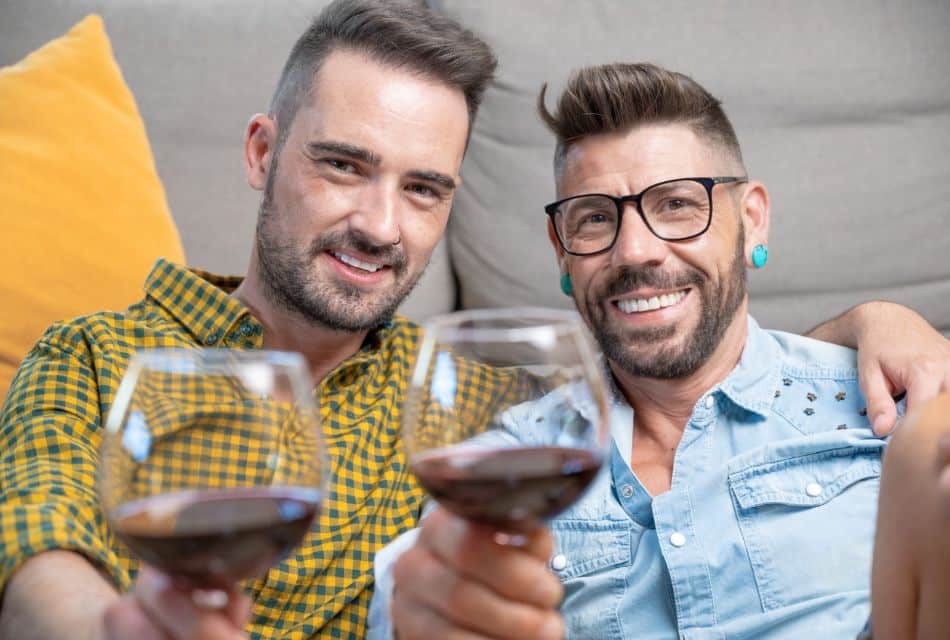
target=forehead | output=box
[288,49,470,172]
[557,124,720,197]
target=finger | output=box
[221,590,252,628]
[424,508,555,562]
[391,593,495,640]
[857,358,898,436]
[103,595,169,640]
[418,510,563,608]
[903,368,942,418]
[134,567,246,640]
[394,543,564,640]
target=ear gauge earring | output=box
[751,244,769,268]
[560,273,573,296]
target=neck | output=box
[232,263,370,385]
[611,304,750,439]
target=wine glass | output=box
[403,308,611,533]
[99,348,325,600]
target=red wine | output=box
[411,446,602,531]
[112,486,320,589]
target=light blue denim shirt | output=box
[370,316,893,639]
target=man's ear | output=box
[244,113,278,192]
[547,217,566,264]
[740,180,770,267]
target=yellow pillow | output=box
[0,15,185,400]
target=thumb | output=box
[858,356,898,436]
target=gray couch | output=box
[2,0,948,334]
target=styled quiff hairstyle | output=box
[538,62,744,176]
[270,0,497,146]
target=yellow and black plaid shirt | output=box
[0,259,512,639]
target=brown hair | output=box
[538,62,744,174]
[270,0,497,146]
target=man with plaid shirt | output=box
[0,2,945,640]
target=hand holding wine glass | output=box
[391,308,608,639]
[99,348,325,629]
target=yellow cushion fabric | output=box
[0,15,185,401]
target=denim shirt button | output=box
[704,395,715,409]
[620,484,635,499]
[805,482,823,497]
[670,532,687,547]
[550,553,568,571]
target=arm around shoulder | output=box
[806,301,950,435]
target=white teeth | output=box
[334,252,383,273]
[616,290,686,314]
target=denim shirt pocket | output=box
[549,518,630,639]
[728,440,882,611]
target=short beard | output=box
[587,233,746,380]
[254,156,421,332]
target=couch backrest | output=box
[433,0,950,334]
[3,0,948,334]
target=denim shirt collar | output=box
[715,315,783,419]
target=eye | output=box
[324,158,357,173]
[406,183,443,201]
[584,212,609,224]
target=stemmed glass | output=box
[403,308,611,533]
[99,349,325,599]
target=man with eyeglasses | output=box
[370,62,950,640]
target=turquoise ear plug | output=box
[751,244,768,268]
[560,272,573,296]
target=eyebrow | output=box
[306,141,381,166]
[307,140,457,191]
[406,170,457,191]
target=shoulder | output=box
[34,300,185,360]
[763,330,871,435]
[765,329,859,378]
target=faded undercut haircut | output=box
[538,62,744,176]
[269,0,497,148]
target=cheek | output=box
[568,261,602,298]
[402,211,450,263]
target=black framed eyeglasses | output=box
[544,176,748,256]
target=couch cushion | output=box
[0,15,185,400]
[432,0,950,335]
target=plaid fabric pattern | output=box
[0,258,508,638]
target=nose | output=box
[609,203,670,267]
[347,179,401,247]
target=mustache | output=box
[308,229,408,272]
[601,265,704,298]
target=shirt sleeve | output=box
[367,527,420,640]
[0,329,129,595]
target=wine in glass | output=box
[403,308,611,533]
[99,348,325,596]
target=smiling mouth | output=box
[614,289,688,314]
[331,251,386,274]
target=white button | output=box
[620,484,635,498]
[704,395,715,409]
[670,532,687,547]
[550,554,568,571]
[805,483,823,497]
